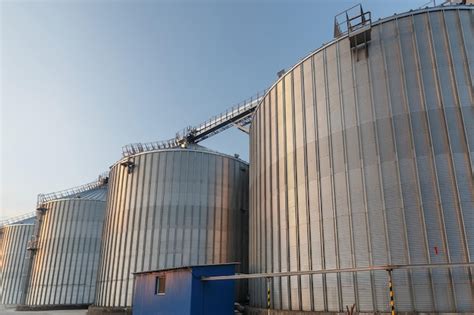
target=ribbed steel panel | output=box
[63,186,108,201]
[0,224,34,305]
[249,6,473,313]
[94,145,249,308]
[25,190,107,307]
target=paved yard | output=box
[0,308,87,315]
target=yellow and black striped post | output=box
[387,269,395,315]
[266,277,271,310]
[266,277,272,314]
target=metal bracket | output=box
[120,159,136,174]
[26,238,38,251]
[232,122,250,134]
[36,206,47,213]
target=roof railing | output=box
[37,173,109,206]
[0,211,36,227]
[122,138,182,157]
[334,4,372,39]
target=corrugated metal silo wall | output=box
[94,148,249,308]
[25,199,106,306]
[249,6,473,313]
[0,224,34,305]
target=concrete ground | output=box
[0,307,87,315]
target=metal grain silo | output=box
[0,220,34,305]
[23,177,108,308]
[92,144,249,313]
[249,4,473,313]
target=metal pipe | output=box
[201,262,474,281]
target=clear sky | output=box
[1,0,418,219]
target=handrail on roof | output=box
[37,172,109,206]
[334,4,372,38]
[0,211,36,228]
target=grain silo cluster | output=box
[1,2,472,314]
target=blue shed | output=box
[132,263,237,315]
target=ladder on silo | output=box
[19,205,46,304]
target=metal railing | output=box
[122,89,266,157]
[37,173,109,206]
[334,4,372,38]
[122,138,182,157]
[0,211,36,227]
[186,90,266,141]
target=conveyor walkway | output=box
[122,90,266,157]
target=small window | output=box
[155,275,166,295]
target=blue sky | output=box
[1,0,418,219]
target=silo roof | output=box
[37,176,108,204]
[11,216,36,225]
[114,143,248,168]
[0,212,36,227]
[61,185,108,201]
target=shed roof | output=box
[133,262,240,275]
